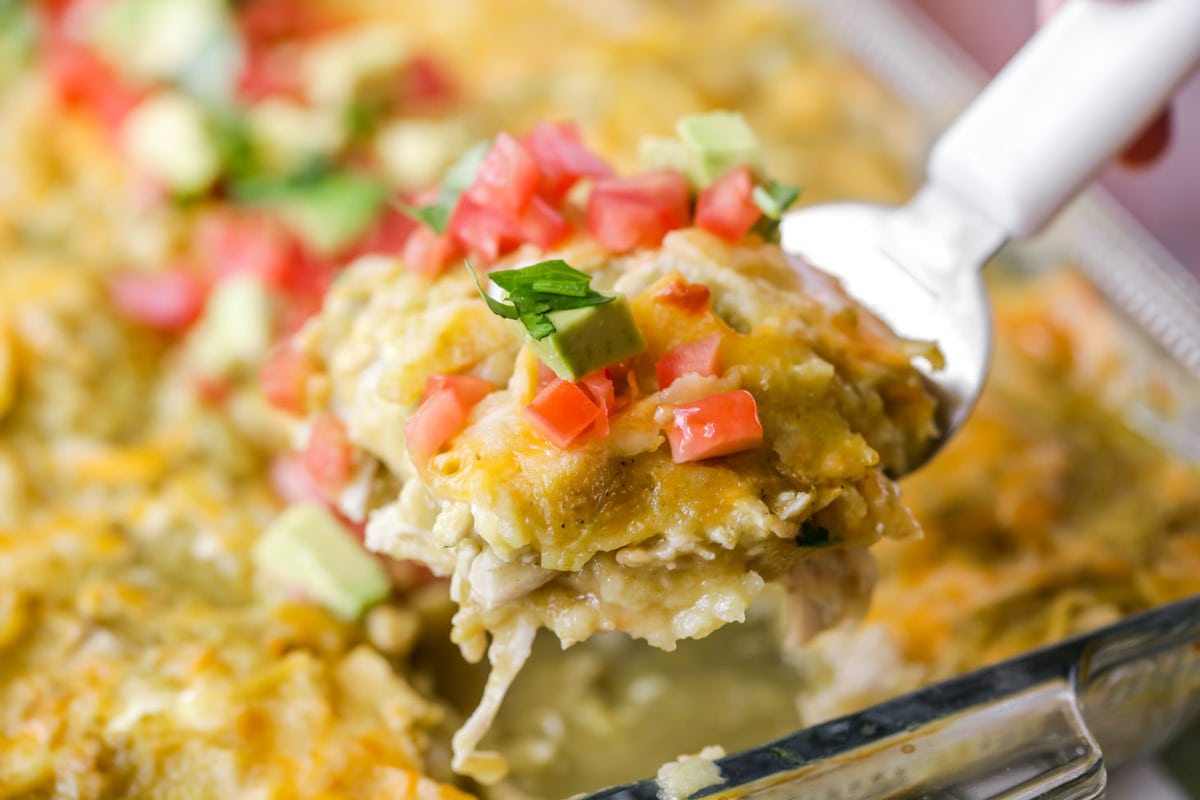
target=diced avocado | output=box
[243,171,386,255]
[523,296,646,381]
[174,22,245,105]
[248,100,348,174]
[376,118,471,190]
[191,274,275,376]
[0,1,37,87]
[637,135,692,177]
[90,0,241,102]
[301,25,411,109]
[254,502,390,621]
[120,91,222,195]
[675,111,765,186]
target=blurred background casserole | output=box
[0,0,1195,797]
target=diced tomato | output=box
[656,334,722,390]
[404,388,469,465]
[193,375,232,406]
[237,44,306,103]
[35,0,79,24]
[524,379,602,449]
[233,0,325,101]
[196,210,300,287]
[448,198,520,263]
[586,170,691,253]
[578,370,616,440]
[578,370,616,416]
[236,0,326,43]
[694,167,762,243]
[667,390,763,463]
[43,33,143,133]
[400,53,458,113]
[109,269,207,332]
[465,133,539,217]
[424,374,494,407]
[521,121,612,202]
[277,248,338,334]
[536,360,557,390]
[269,454,327,505]
[517,195,571,250]
[259,343,310,415]
[403,375,492,466]
[400,224,457,277]
[588,407,610,439]
[304,412,354,491]
[353,206,418,258]
[653,276,712,315]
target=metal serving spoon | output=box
[781,0,1200,469]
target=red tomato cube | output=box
[517,195,571,250]
[577,370,616,440]
[578,370,616,416]
[536,360,557,390]
[404,387,469,465]
[259,343,310,415]
[401,224,458,278]
[656,334,722,390]
[465,132,539,217]
[236,0,322,42]
[424,374,495,408]
[667,389,763,463]
[694,166,762,243]
[269,454,327,505]
[400,53,459,112]
[237,43,305,102]
[521,121,613,202]
[196,210,300,287]
[586,170,691,253]
[304,412,354,490]
[448,198,521,263]
[44,33,143,133]
[109,269,207,332]
[524,379,603,449]
[354,206,419,259]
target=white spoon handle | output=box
[928,0,1200,240]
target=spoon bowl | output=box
[781,188,1001,469]
[780,0,1200,472]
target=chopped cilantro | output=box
[753,180,801,220]
[796,520,837,548]
[396,140,489,234]
[233,163,385,254]
[752,180,801,240]
[467,259,614,340]
[752,180,801,219]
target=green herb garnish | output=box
[467,259,614,341]
[796,520,837,548]
[753,179,801,220]
[396,140,489,234]
[751,179,801,240]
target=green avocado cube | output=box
[524,296,646,381]
[253,502,390,621]
[637,135,692,176]
[191,274,275,376]
[676,111,765,186]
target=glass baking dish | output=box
[583,1,1200,797]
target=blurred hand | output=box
[1037,0,1172,167]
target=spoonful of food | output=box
[781,0,1200,467]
